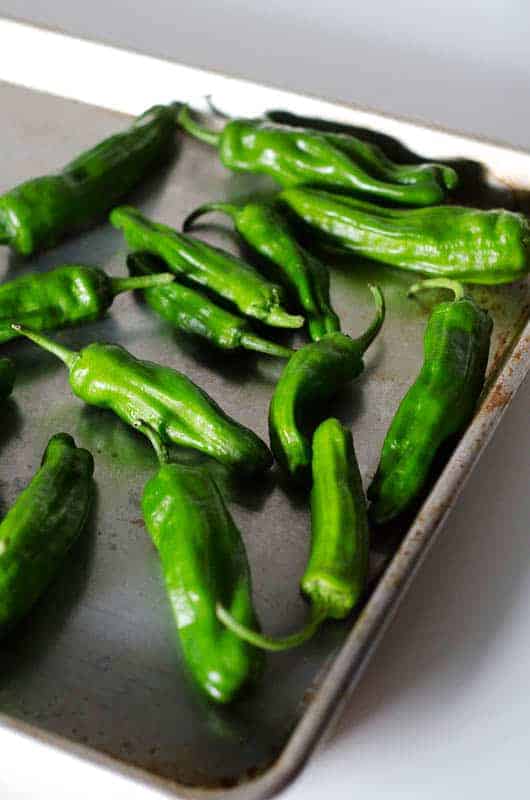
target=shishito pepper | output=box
[0,433,94,635]
[0,104,179,256]
[0,264,174,342]
[183,199,340,341]
[269,285,385,482]
[279,188,530,285]
[178,106,457,206]
[111,206,303,329]
[217,418,369,651]
[0,357,15,400]
[127,252,292,358]
[13,326,272,475]
[141,429,262,703]
[368,278,493,524]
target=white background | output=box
[0,2,529,798]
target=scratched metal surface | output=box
[0,80,528,799]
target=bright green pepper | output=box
[0,433,94,635]
[111,206,303,329]
[279,188,530,285]
[368,279,493,524]
[0,357,15,400]
[127,252,292,358]
[0,264,174,342]
[0,104,179,256]
[217,417,369,651]
[13,326,272,475]
[178,106,457,206]
[269,285,385,482]
[183,199,340,341]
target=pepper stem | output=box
[407,277,465,302]
[216,603,326,652]
[110,272,175,296]
[178,106,222,147]
[240,333,292,359]
[355,284,386,354]
[265,306,305,329]
[12,325,79,369]
[135,422,170,464]
[183,202,240,232]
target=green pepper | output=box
[127,252,292,358]
[111,206,303,329]
[217,417,369,651]
[269,285,385,482]
[141,431,262,703]
[368,278,492,524]
[183,199,340,341]
[0,433,94,635]
[279,188,530,285]
[0,357,15,401]
[0,264,174,343]
[178,106,457,206]
[0,104,179,256]
[13,326,272,475]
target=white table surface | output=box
[0,2,529,798]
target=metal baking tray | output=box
[0,21,529,800]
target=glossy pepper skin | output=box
[14,327,272,475]
[279,188,530,285]
[0,357,15,400]
[178,106,457,206]
[183,199,340,341]
[127,252,292,358]
[0,264,174,343]
[217,418,369,651]
[368,279,493,524]
[111,206,303,329]
[142,456,263,703]
[0,433,94,635]
[0,104,179,256]
[269,285,385,482]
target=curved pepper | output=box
[368,278,492,523]
[0,357,15,400]
[0,104,179,256]
[217,418,369,651]
[141,439,262,703]
[0,264,174,343]
[127,252,292,358]
[183,199,340,341]
[111,206,303,329]
[13,326,272,475]
[279,188,530,285]
[0,433,94,635]
[269,285,385,482]
[178,106,457,206]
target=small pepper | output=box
[0,357,15,400]
[178,106,457,206]
[127,252,292,358]
[368,278,493,524]
[0,433,94,635]
[0,104,179,256]
[0,264,174,343]
[269,285,385,482]
[279,188,530,285]
[13,326,272,475]
[183,199,340,341]
[111,206,303,329]
[141,431,263,703]
[217,417,369,651]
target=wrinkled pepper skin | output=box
[111,206,303,329]
[368,279,493,524]
[0,433,94,635]
[269,286,385,482]
[183,199,340,341]
[127,252,292,358]
[142,461,262,703]
[178,106,456,206]
[0,264,174,343]
[279,188,530,285]
[14,327,272,475]
[0,104,179,256]
[0,357,15,400]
